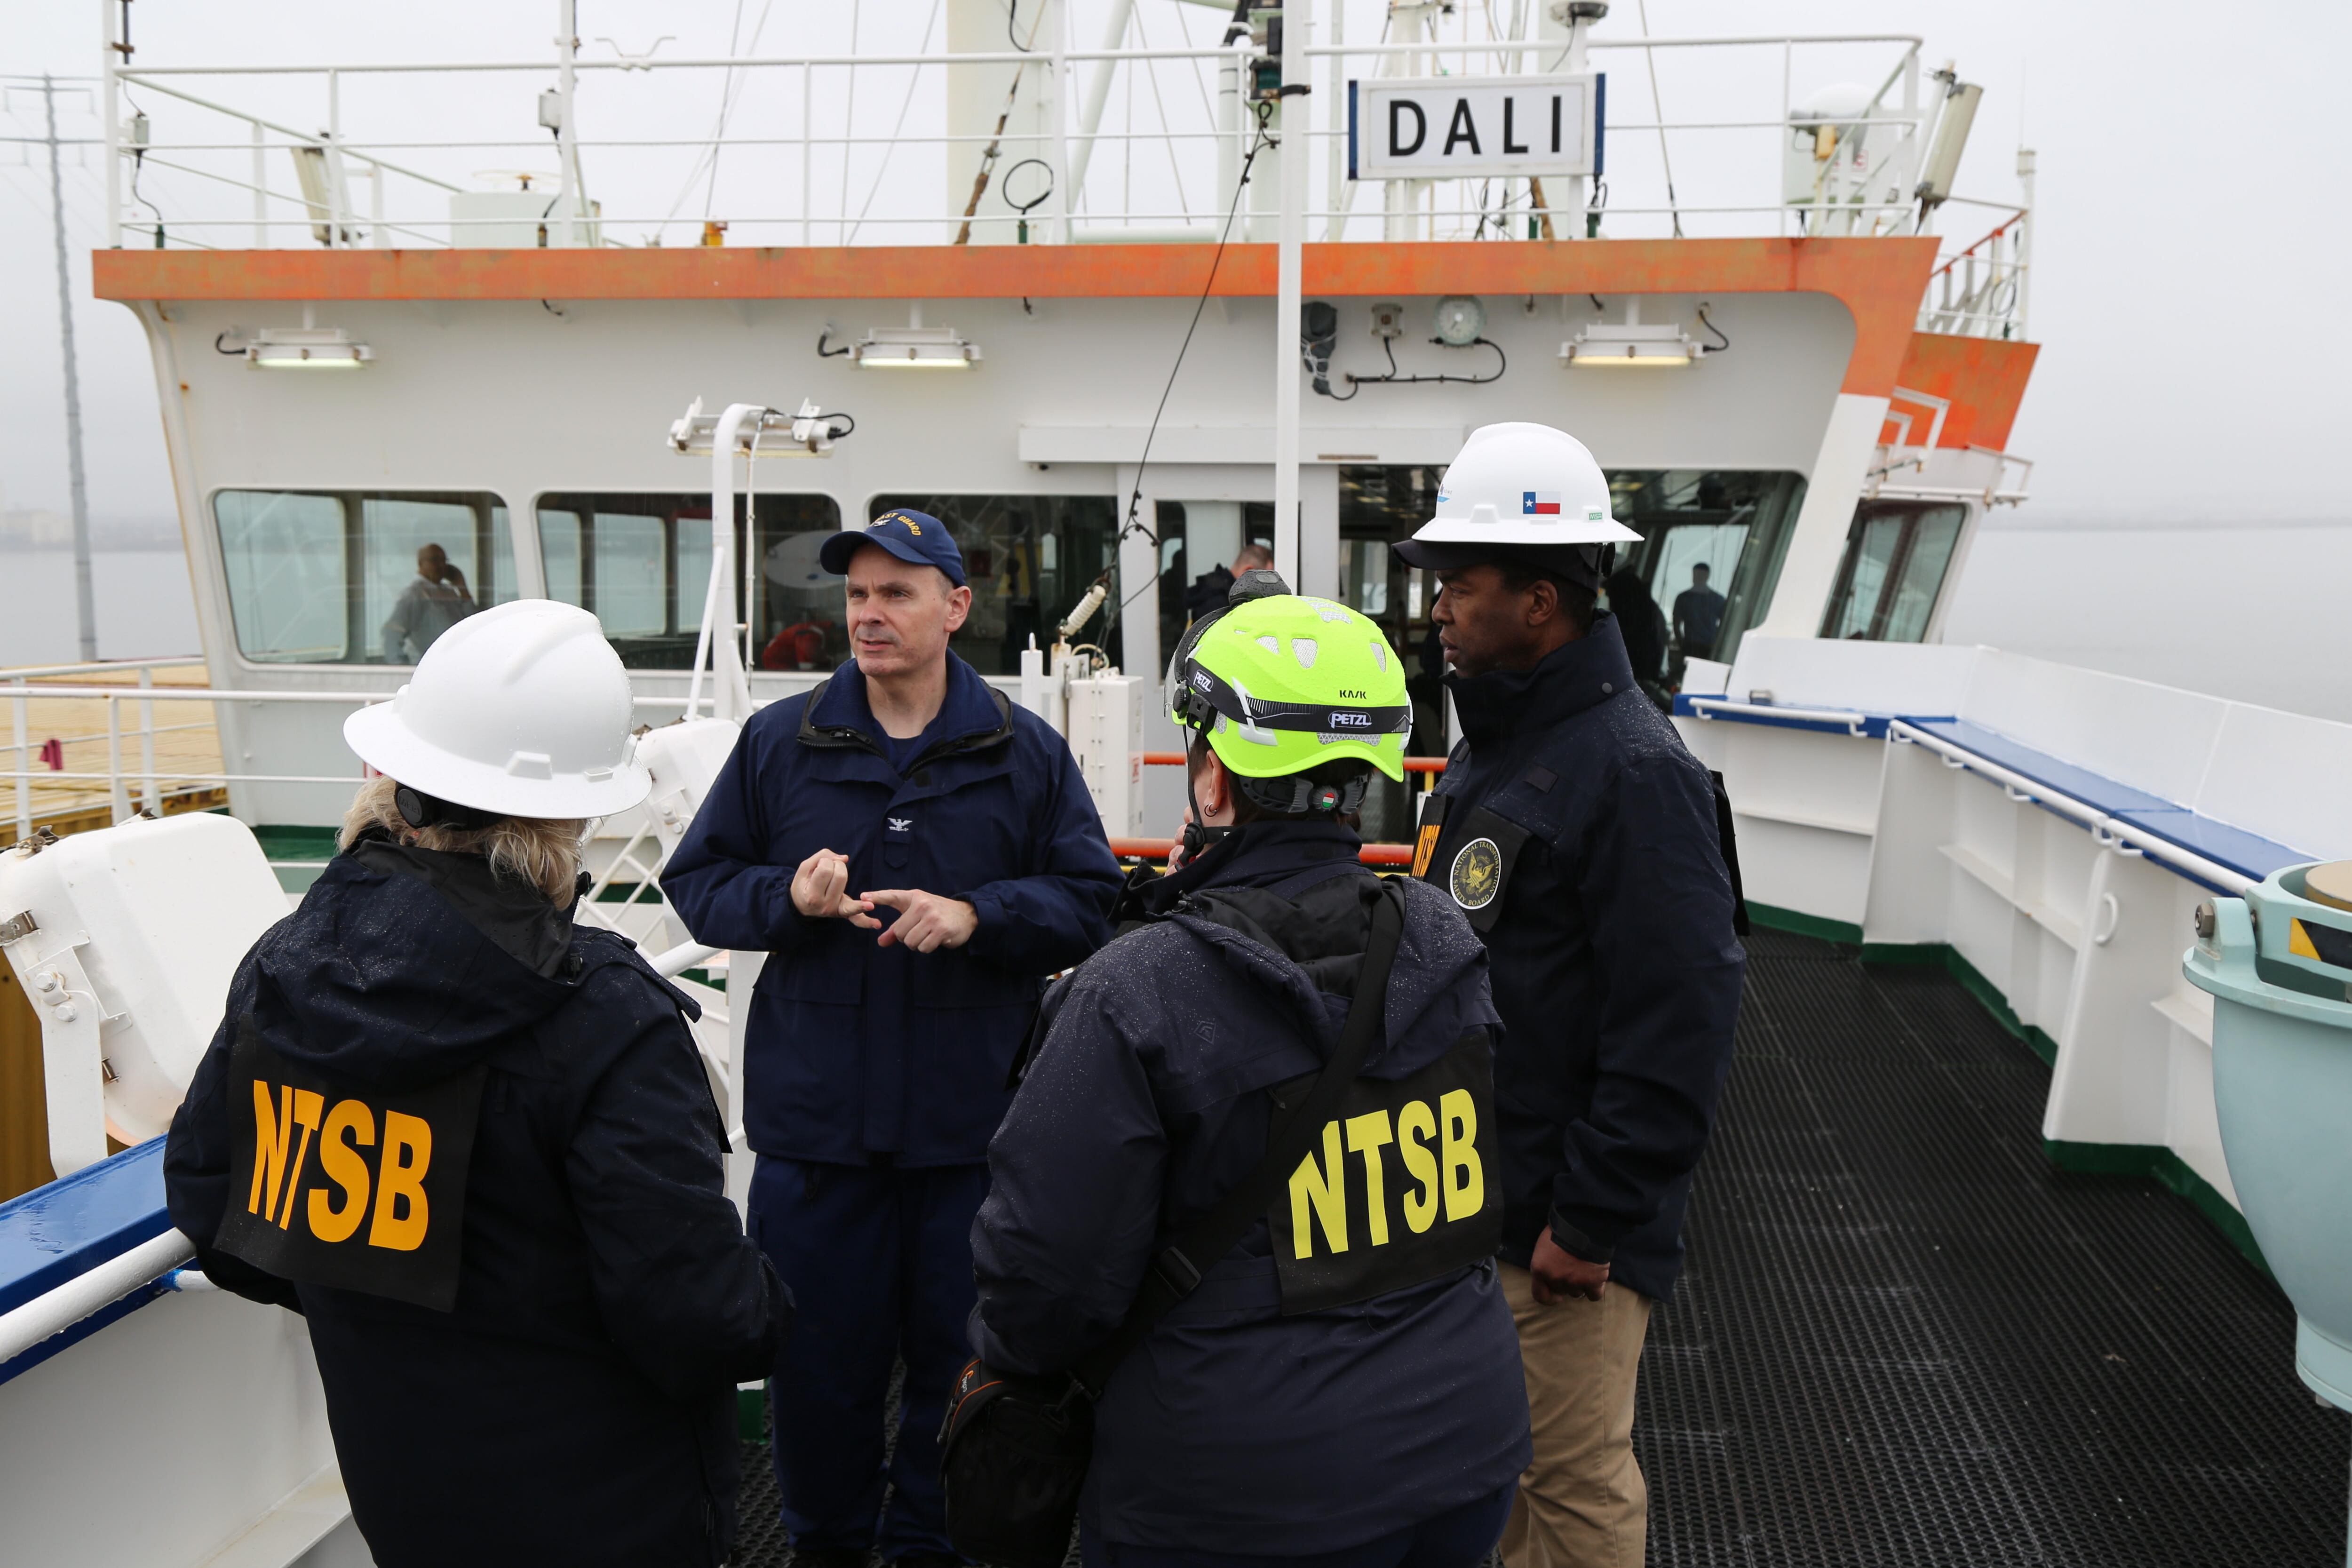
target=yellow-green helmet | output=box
[1169,585,1411,815]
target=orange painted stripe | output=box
[1141,751,1448,774]
[1111,836,1417,867]
[1888,332,2040,451]
[94,236,1938,396]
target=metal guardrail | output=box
[1686,696,1871,736]
[75,21,2005,268]
[0,669,787,843]
[1886,721,2257,895]
[0,1228,196,1374]
[1682,699,2261,894]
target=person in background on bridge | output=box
[1395,424,1745,1568]
[662,509,1122,1568]
[1671,562,1726,664]
[381,541,476,663]
[1185,540,1276,622]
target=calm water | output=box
[0,550,202,667]
[7,527,2351,722]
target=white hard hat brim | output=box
[344,700,653,820]
[1409,516,1643,547]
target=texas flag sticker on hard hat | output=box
[1523,491,1562,515]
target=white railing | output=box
[1886,721,2255,896]
[3,661,740,959]
[77,8,2016,288]
[0,1229,197,1372]
[1917,195,2033,340]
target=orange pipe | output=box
[1140,751,1448,774]
[1109,837,1416,868]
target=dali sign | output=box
[1348,73,1605,181]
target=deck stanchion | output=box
[10,681,27,843]
[137,668,157,814]
[106,694,128,824]
[250,119,266,246]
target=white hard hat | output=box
[1403,422,1642,552]
[343,599,652,820]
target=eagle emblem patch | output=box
[1449,837,1504,910]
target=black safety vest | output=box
[215,1018,486,1312]
[1230,859,1507,1315]
[1265,1025,1504,1314]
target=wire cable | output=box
[1334,334,1508,391]
[846,0,942,243]
[1697,303,1731,353]
[1108,108,1277,627]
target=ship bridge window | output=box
[866,494,1122,675]
[212,489,519,665]
[1819,501,1966,644]
[535,492,842,671]
[1606,470,1808,677]
[1153,500,1277,669]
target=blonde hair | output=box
[340,776,588,908]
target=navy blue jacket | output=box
[164,841,788,1568]
[971,824,1532,1554]
[661,653,1121,1165]
[1432,615,1745,1300]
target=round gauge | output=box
[1432,294,1487,347]
[763,530,837,599]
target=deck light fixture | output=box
[246,328,372,369]
[1561,298,1701,368]
[245,309,372,369]
[853,302,981,369]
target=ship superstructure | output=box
[5,5,2348,1565]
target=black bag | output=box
[939,880,1408,1568]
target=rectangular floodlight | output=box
[247,327,371,369]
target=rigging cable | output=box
[1106,107,1279,629]
[845,0,943,243]
[955,0,1050,243]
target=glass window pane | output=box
[867,494,1120,675]
[1822,513,1908,640]
[1819,503,1968,644]
[536,493,838,671]
[214,489,515,666]
[366,497,492,663]
[752,494,848,672]
[1339,538,1391,616]
[1880,505,1965,643]
[540,510,583,607]
[215,490,349,663]
[595,513,668,638]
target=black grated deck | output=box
[731,925,2350,1566]
[1639,925,2348,1567]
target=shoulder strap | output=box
[1071,878,1407,1397]
[1709,769,1751,937]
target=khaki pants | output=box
[1496,1262,1656,1568]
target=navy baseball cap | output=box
[818,509,967,588]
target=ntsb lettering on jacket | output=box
[1267,1030,1505,1314]
[216,1018,486,1311]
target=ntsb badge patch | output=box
[1449,837,1504,910]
